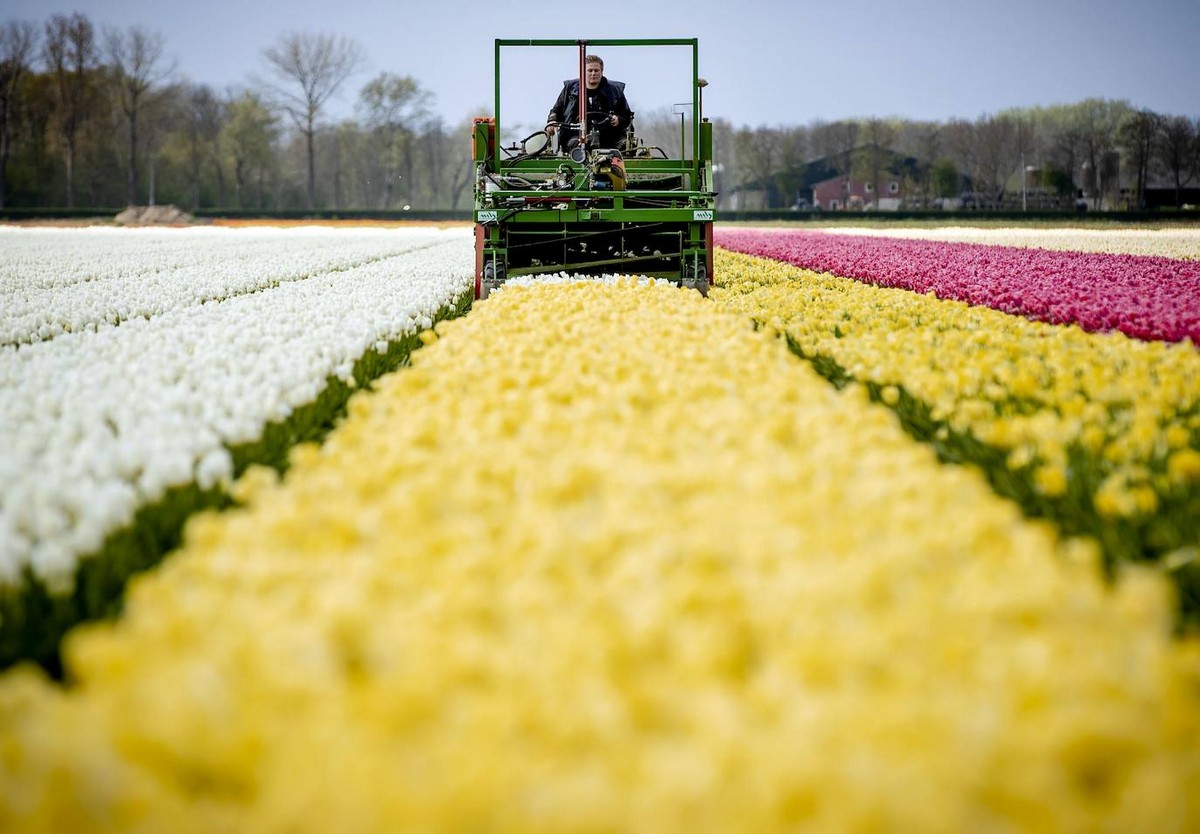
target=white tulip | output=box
[195,448,233,491]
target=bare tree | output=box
[1119,109,1159,209]
[44,13,97,208]
[106,25,174,205]
[811,119,859,178]
[774,125,809,207]
[627,105,682,158]
[1044,106,1086,200]
[358,72,430,209]
[974,114,1018,205]
[709,116,738,203]
[941,118,977,198]
[1158,115,1199,208]
[262,31,364,210]
[734,125,782,208]
[0,20,37,208]
[425,116,473,210]
[1012,113,1038,209]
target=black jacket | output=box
[547,77,634,148]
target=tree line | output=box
[720,102,1200,211]
[0,14,472,212]
[2,13,1198,213]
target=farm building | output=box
[811,175,905,211]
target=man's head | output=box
[584,55,603,90]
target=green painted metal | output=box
[474,38,715,292]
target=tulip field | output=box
[2,223,1200,831]
[0,226,473,667]
[715,228,1200,594]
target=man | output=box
[545,54,634,150]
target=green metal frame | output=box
[474,38,715,283]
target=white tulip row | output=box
[0,226,457,346]
[808,225,1200,259]
[0,226,474,594]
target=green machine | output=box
[472,38,716,299]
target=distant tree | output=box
[734,125,780,208]
[140,82,183,206]
[12,71,57,205]
[1076,98,1130,208]
[0,20,37,208]
[1012,113,1038,208]
[931,159,959,198]
[895,121,940,205]
[1157,115,1199,208]
[1043,106,1085,198]
[771,125,808,207]
[626,105,678,157]
[358,72,430,209]
[426,116,475,210]
[709,116,738,203]
[811,119,859,177]
[178,83,224,208]
[974,114,1018,204]
[1040,166,1074,198]
[262,31,364,210]
[221,91,278,208]
[105,24,174,205]
[323,119,366,209]
[1118,109,1159,209]
[940,118,977,195]
[859,118,896,208]
[79,95,126,205]
[44,12,97,207]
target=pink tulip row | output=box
[715,228,1200,344]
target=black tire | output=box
[480,257,506,300]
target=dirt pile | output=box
[114,205,194,225]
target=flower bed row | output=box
[716,227,1200,343]
[0,226,454,347]
[808,225,1200,260]
[1,278,1197,831]
[710,247,1200,619]
[0,227,474,670]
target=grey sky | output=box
[6,0,1199,130]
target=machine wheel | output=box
[480,257,506,300]
[682,259,708,297]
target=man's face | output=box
[585,63,602,90]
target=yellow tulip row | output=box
[711,250,1200,562]
[2,279,1198,832]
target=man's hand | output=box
[609,115,618,127]
[545,122,558,136]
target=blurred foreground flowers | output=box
[2,280,1197,833]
